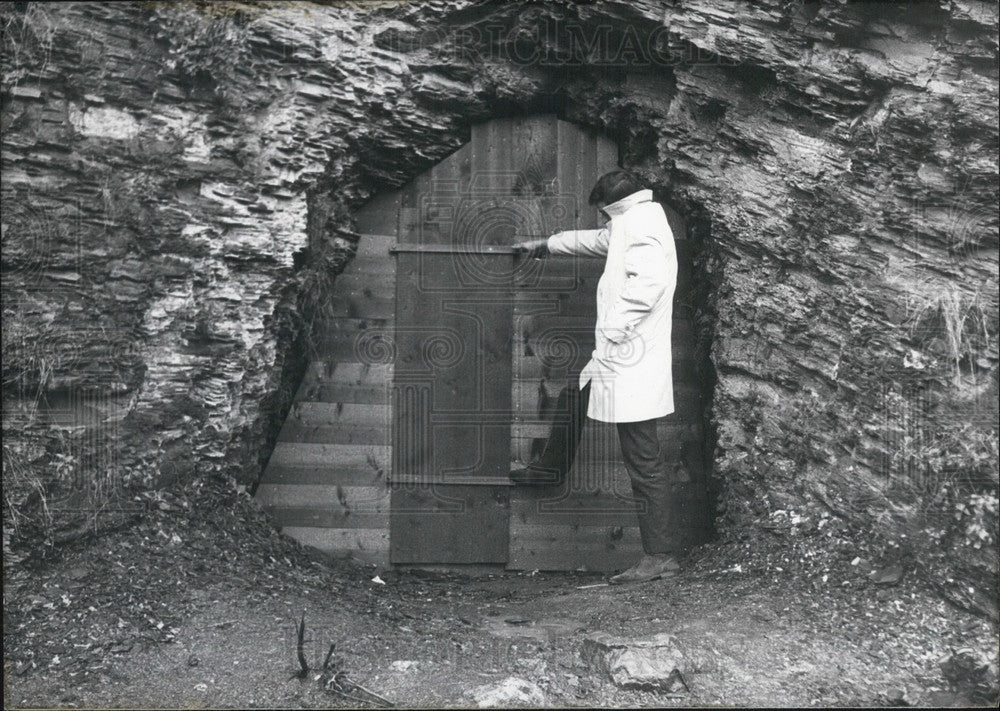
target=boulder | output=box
[582,632,688,692]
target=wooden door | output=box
[389,247,515,563]
[388,116,612,564]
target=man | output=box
[513,169,679,584]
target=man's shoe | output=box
[509,465,564,487]
[608,554,680,584]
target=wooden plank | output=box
[285,402,391,426]
[515,259,605,297]
[256,484,389,511]
[496,117,516,187]
[508,381,704,422]
[267,442,391,470]
[265,505,388,529]
[511,347,705,377]
[507,451,706,482]
[282,526,389,566]
[596,130,619,174]
[430,138,467,192]
[507,522,643,572]
[454,140,473,189]
[510,497,640,526]
[341,254,397,275]
[355,191,401,235]
[277,421,391,445]
[511,288,694,316]
[259,464,387,487]
[319,333,397,365]
[328,291,394,320]
[354,233,397,258]
[296,382,392,405]
[393,253,513,485]
[398,168,433,245]
[315,316,392,341]
[301,360,393,386]
[511,355,703,386]
[333,273,395,298]
[517,318,696,354]
[520,116,561,238]
[556,117,582,227]
[390,485,509,563]
[295,373,391,404]
[470,119,490,195]
[512,417,703,443]
[522,256,605,278]
[579,125,600,228]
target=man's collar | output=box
[602,189,653,218]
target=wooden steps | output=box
[281,527,391,566]
[257,232,397,566]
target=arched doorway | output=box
[256,114,710,570]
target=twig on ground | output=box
[348,680,394,707]
[320,640,394,707]
[293,612,308,680]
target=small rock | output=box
[851,557,874,576]
[65,566,90,581]
[514,656,546,674]
[467,676,546,707]
[390,660,418,672]
[750,607,777,622]
[869,564,904,585]
[885,686,913,706]
[582,632,688,692]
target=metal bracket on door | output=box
[388,244,522,255]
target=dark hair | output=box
[588,169,645,207]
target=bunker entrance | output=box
[256,115,713,571]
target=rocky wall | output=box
[2,0,997,600]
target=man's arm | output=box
[601,232,675,343]
[546,227,610,258]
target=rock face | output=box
[1,1,997,591]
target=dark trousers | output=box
[534,382,676,554]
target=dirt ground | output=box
[4,484,998,709]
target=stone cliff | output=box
[2,0,996,610]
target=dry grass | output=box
[0,2,59,90]
[904,279,997,388]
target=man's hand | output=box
[513,238,549,259]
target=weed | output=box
[0,2,58,90]
[294,247,352,362]
[904,280,997,387]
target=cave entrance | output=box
[256,114,711,570]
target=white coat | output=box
[546,189,677,423]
